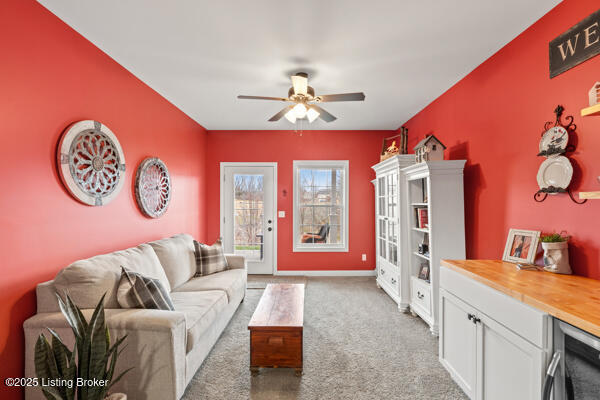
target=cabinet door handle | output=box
[417,291,424,299]
[391,278,396,284]
[381,269,385,275]
[467,313,480,324]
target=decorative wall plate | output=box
[538,126,568,157]
[57,120,126,206]
[135,157,171,218]
[536,155,573,193]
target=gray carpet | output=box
[247,275,308,289]
[183,277,467,400]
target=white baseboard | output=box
[274,269,376,277]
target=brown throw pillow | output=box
[117,266,175,310]
[193,238,228,276]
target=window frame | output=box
[293,160,349,252]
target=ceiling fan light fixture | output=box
[284,110,297,123]
[292,103,308,119]
[307,107,320,123]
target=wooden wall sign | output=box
[550,8,600,78]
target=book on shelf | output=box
[415,207,428,229]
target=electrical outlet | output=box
[278,211,285,218]
[362,254,367,261]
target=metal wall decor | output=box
[135,157,171,218]
[534,105,586,204]
[57,120,126,206]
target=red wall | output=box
[402,0,600,278]
[0,1,207,397]
[206,130,392,271]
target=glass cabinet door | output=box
[377,171,399,267]
[387,172,399,265]
[378,219,387,259]
[377,176,386,218]
[387,173,398,219]
[387,220,398,265]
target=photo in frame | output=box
[502,229,541,265]
[418,263,430,281]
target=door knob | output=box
[268,220,272,224]
[267,227,272,232]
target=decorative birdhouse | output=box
[589,82,600,106]
[413,135,446,164]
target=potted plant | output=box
[35,293,130,400]
[540,232,571,274]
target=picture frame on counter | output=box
[502,228,541,265]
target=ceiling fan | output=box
[237,72,365,124]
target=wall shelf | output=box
[413,251,431,261]
[581,103,600,117]
[579,191,600,199]
[412,227,429,233]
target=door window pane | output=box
[233,174,264,261]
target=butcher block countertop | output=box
[441,259,600,337]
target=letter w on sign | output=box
[550,8,600,78]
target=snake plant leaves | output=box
[35,292,130,400]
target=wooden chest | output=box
[248,283,304,376]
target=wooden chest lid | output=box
[248,283,305,330]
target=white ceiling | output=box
[38,0,560,130]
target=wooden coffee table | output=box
[248,283,304,376]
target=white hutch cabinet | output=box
[372,155,414,311]
[372,158,466,335]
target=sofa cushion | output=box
[193,238,228,276]
[117,267,175,310]
[54,244,170,309]
[170,290,228,353]
[148,234,197,290]
[173,269,246,302]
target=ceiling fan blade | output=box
[316,92,365,102]
[291,73,308,95]
[238,95,288,101]
[310,105,337,122]
[268,105,294,122]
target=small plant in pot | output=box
[35,293,130,400]
[540,232,571,274]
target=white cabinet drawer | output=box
[411,276,431,318]
[440,267,549,348]
[379,265,399,288]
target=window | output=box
[293,160,349,252]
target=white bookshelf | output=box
[403,160,466,336]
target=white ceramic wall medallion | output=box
[57,120,126,206]
[135,157,171,218]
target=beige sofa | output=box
[23,234,246,400]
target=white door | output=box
[476,313,544,400]
[439,289,478,399]
[221,163,276,275]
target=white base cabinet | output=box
[440,267,551,400]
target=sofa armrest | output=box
[24,309,187,400]
[225,254,247,270]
